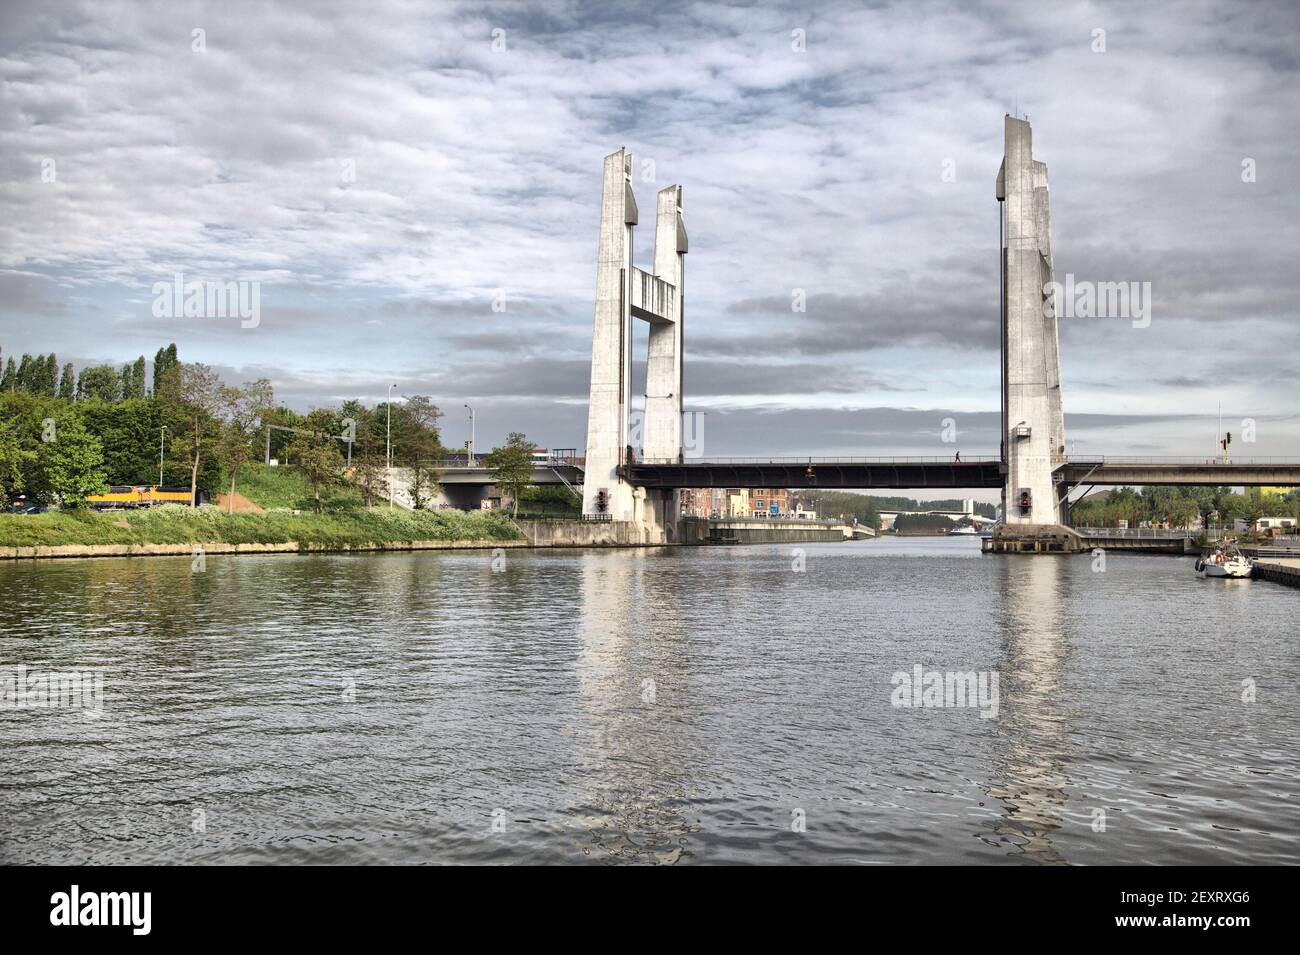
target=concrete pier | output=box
[582,150,638,523]
[997,115,1065,530]
[580,149,687,542]
[1253,558,1300,588]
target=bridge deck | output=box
[622,456,1300,490]
[622,457,1003,489]
[430,457,1300,491]
[1059,458,1300,486]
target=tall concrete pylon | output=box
[581,149,687,531]
[996,115,1066,526]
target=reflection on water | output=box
[987,557,1071,864]
[1,538,1298,865]
[572,551,697,863]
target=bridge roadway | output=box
[621,456,1300,490]
[431,456,1300,492]
[1057,457,1300,487]
[621,456,1003,489]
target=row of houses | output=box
[679,487,820,520]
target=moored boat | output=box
[1195,540,1253,579]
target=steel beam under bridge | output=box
[621,456,1003,489]
[1059,458,1300,486]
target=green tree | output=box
[342,403,387,507]
[1240,490,1267,542]
[76,364,121,402]
[286,410,343,514]
[152,344,180,401]
[895,512,956,533]
[485,431,534,518]
[393,395,443,509]
[178,362,223,507]
[57,363,75,400]
[0,420,32,502]
[130,356,147,399]
[31,411,108,507]
[15,354,33,391]
[40,354,58,395]
[216,379,274,513]
[1,357,14,391]
[1170,494,1200,529]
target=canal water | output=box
[2,538,1296,865]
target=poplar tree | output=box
[58,363,75,400]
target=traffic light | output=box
[595,489,608,513]
[1018,488,1032,514]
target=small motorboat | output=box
[1196,540,1253,579]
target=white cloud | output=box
[0,0,1296,455]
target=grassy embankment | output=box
[0,463,523,550]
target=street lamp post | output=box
[158,426,167,487]
[386,383,397,508]
[464,404,475,466]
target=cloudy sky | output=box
[2,0,1297,493]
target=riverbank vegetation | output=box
[0,342,540,550]
[0,504,521,549]
[0,341,451,513]
[892,513,957,533]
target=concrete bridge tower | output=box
[996,115,1066,528]
[581,149,687,539]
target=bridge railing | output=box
[1065,455,1300,465]
[635,454,1001,465]
[681,515,842,526]
[1072,527,1199,539]
[435,458,585,470]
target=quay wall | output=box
[513,520,662,547]
[1253,560,1300,589]
[0,539,530,561]
[680,518,848,545]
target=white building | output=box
[1234,516,1297,532]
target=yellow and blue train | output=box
[86,486,210,509]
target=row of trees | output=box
[1069,485,1300,530]
[0,342,543,516]
[0,345,176,404]
[0,360,267,509]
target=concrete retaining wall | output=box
[514,520,659,547]
[680,518,847,545]
[1076,537,1196,554]
[983,524,1085,554]
[0,539,528,561]
[1253,560,1300,588]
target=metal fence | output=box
[681,515,842,526]
[1073,527,1199,539]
